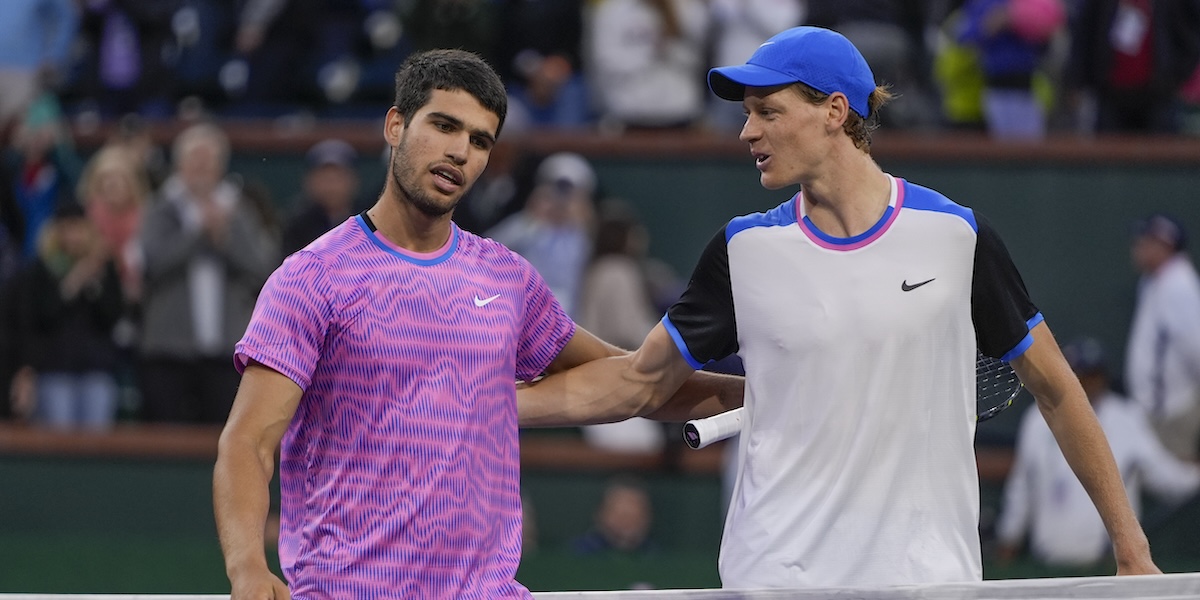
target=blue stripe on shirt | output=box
[1001,312,1045,362]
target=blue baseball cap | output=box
[1060,337,1107,375]
[307,138,357,169]
[708,26,876,118]
[1133,213,1187,252]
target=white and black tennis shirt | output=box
[664,175,1042,588]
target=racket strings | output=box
[976,353,1023,422]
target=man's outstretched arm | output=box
[519,323,742,427]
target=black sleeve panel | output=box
[971,213,1040,359]
[666,225,739,364]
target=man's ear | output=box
[826,92,851,131]
[384,106,405,146]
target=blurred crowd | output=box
[0,114,274,427]
[0,89,692,431]
[0,0,1198,138]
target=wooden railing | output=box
[0,422,1013,480]
[73,119,1200,166]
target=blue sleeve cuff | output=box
[1000,312,1045,362]
[661,315,706,370]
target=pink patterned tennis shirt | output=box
[235,214,575,599]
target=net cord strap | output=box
[5,574,1200,600]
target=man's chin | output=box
[760,177,789,191]
[412,196,459,218]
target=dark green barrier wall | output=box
[4,453,1199,593]
[0,457,229,593]
[0,454,723,593]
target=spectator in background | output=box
[0,139,22,419]
[572,476,659,555]
[216,1,416,116]
[77,143,151,420]
[9,203,124,430]
[956,0,1066,139]
[303,0,415,113]
[167,0,223,105]
[221,0,321,115]
[996,337,1200,568]
[586,0,711,131]
[307,0,389,108]
[0,283,17,421]
[1067,0,1200,133]
[487,152,596,316]
[706,0,807,131]
[138,123,279,423]
[0,0,78,131]
[332,1,415,110]
[77,145,150,304]
[2,95,83,261]
[577,203,660,351]
[155,1,389,116]
[522,492,540,555]
[577,203,668,454]
[0,156,23,284]
[74,0,181,118]
[494,0,591,131]
[1125,213,1200,461]
[932,6,991,131]
[281,139,361,258]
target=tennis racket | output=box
[683,351,1024,449]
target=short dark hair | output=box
[393,49,508,137]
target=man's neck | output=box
[801,154,890,238]
[366,194,453,253]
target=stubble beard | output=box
[390,135,459,218]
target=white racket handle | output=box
[683,407,745,449]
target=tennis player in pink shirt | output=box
[213,49,739,600]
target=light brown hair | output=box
[791,83,894,151]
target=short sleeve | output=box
[664,226,738,368]
[234,252,334,390]
[514,260,576,381]
[971,213,1041,360]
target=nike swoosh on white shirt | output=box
[474,293,501,307]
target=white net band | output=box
[4,574,1200,600]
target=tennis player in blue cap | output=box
[519,26,1160,587]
